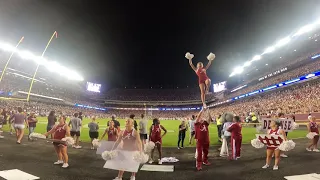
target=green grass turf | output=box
[1,117,308,147]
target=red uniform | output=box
[150,124,162,144]
[107,127,117,141]
[53,123,67,146]
[228,123,242,160]
[194,121,209,166]
[267,128,281,150]
[121,129,137,151]
[196,68,209,85]
[309,122,319,134]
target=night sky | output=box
[0,0,319,91]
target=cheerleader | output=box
[101,120,118,141]
[44,115,71,168]
[112,118,142,180]
[194,109,211,171]
[187,53,215,108]
[262,120,287,170]
[306,116,319,152]
[227,116,242,160]
[149,118,167,165]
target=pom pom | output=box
[207,52,215,61]
[92,139,101,148]
[133,151,149,164]
[185,52,194,60]
[291,122,299,130]
[256,125,263,133]
[251,138,265,149]
[101,150,118,161]
[144,141,155,153]
[29,132,46,140]
[61,137,75,146]
[306,132,318,139]
[278,140,295,152]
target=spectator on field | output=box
[216,114,222,142]
[130,114,138,131]
[108,114,121,131]
[177,120,187,149]
[68,113,82,149]
[47,111,57,139]
[9,107,27,144]
[88,117,99,150]
[139,113,148,149]
[27,112,38,141]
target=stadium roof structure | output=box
[229,17,320,77]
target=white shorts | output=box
[0,125,2,128]
[14,124,25,130]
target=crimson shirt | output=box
[194,121,209,143]
[228,123,242,138]
[53,124,66,140]
[122,129,137,151]
[107,127,117,141]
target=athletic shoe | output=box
[177,147,181,149]
[280,154,288,158]
[181,147,184,149]
[148,159,154,164]
[75,145,82,149]
[313,149,320,152]
[113,177,122,180]
[203,161,211,166]
[273,166,278,170]
[236,156,241,160]
[262,164,269,169]
[54,160,63,165]
[306,148,312,152]
[0,135,4,139]
[62,163,69,168]
[158,159,162,165]
[196,165,202,171]
[130,176,135,180]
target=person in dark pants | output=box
[107,115,121,131]
[178,120,187,149]
[130,114,138,131]
[216,114,222,142]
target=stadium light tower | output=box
[27,31,57,102]
[0,37,24,83]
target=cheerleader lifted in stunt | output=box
[186,52,215,108]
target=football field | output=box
[2,117,307,147]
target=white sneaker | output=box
[62,163,69,168]
[148,159,154,164]
[0,135,4,139]
[262,164,269,169]
[273,165,279,170]
[306,148,312,152]
[130,176,135,180]
[113,177,122,180]
[158,159,162,165]
[280,154,288,158]
[313,149,320,152]
[54,160,63,165]
[75,145,82,149]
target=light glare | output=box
[252,55,261,61]
[275,37,291,47]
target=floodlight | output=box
[252,55,261,61]
[263,46,275,54]
[18,50,36,60]
[275,37,291,47]
[0,43,17,52]
[293,24,314,36]
[234,66,244,74]
[244,61,252,67]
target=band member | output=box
[306,116,319,152]
[262,120,287,170]
[149,118,167,165]
[187,53,215,108]
[112,119,142,180]
[195,109,211,171]
[44,115,71,168]
[101,120,118,141]
[227,116,242,160]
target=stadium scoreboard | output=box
[213,81,227,93]
[86,82,101,93]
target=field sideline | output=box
[1,117,308,147]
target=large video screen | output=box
[213,81,227,93]
[86,82,101,93]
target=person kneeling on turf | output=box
[195,109,211,171]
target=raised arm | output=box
[189,58,197,71]
[205,59,213,70]
[196,109,204,123]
